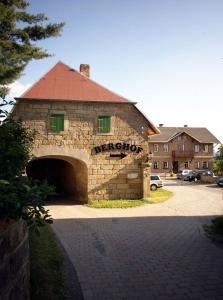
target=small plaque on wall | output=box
[127,173,138,179]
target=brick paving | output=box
[49,182,223,300]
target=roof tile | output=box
[18,61,130,103]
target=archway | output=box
[26,156,88,203]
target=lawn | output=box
[87,188,173,208]
[148,188,173,204]
[29,225,67,300]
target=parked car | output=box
[150,175,163,191]
[216,177,223,187]
[177,169,192,180]
[187,169,214,182]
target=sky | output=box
[9,0,223,144]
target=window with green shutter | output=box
[50,114,64,132]
[98,116,111,133]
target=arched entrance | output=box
[26,156,88,203]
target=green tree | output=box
[0,0,64,116]
[0,118,54,228]
[213,144,223,175]
[0,117,34,180]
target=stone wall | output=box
[13,101,151,201]
[0,219,30,300]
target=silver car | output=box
[150,175,163,191]
[177,169,192,180]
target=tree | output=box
[213,144,223,175]
[0,117,34,180]
[0,0,64,116]
[0,118,54,228]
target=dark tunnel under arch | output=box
[26,156,88,203]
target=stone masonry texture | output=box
[13,101,150,202]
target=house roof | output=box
[17,61,131,103]
[15,61,160,135]
[149,127,221,144]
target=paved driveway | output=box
[49,182,223,300]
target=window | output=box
[163,161,168,169]
[50,114,64,132]
[203,161,208,169]
[195,161,200,169]
[178,144,184,151]
[184,161,189,169]
[154,144,159,152]
[153,161,159,169]
[177,135,182,141]
[194,145,199,152]
[203,145,208,152]
[98,116,111,133]
[163,144,169,152]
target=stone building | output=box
[13,62,159,203]
[148,125,220,175]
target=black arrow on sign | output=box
[110,153,127,159]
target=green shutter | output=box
[50,115,64,132]
[98,116,110,133]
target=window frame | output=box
[98,115,111,134]
[178,143,185,152]
[195,161,200,169]
[203,161,209,169]
[163,143,169,153]
[153,161,159,169]
[154,144,159,152]
[163,161,169,169]
[203,144,209,153]
[50,114,64,133]
[194,145,200,153]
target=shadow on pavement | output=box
[52,215,223,300]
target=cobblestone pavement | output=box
[49,182,223,300]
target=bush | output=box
[0,177,55,229]
[0,118,55,230]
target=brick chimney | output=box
[80,64,90,77]
[184,124,188,127]
[159,124,164,127]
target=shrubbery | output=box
[0,118,54,229]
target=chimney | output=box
[159,124,164,127]
[80,64,90,77]
[184,124,188,127]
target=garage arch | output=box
[27,155,88,204]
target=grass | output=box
[29,225,67,300]
[86,188,173,208]
[86,199,149,208]
[148,188,174,204]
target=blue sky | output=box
[10,0,223,143]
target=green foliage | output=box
[0,0,64,116]
[0,117,34,180]
[0,177,55,227]
[87,199,149,209]
[29,225,67,300]
[0,118,55,228]
[213,144,223,175]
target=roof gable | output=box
[17,61,130,103]
[149,127,221,144]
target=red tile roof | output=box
[18,61,130,103]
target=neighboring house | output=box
[12,61,159,202]
[148,125,221,174]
